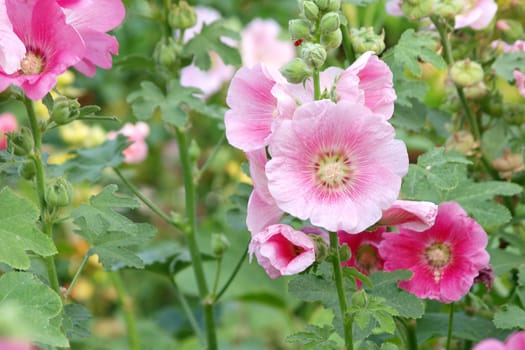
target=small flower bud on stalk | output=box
[401,0,434,21]
[444,131,476,155]
[18,160,36,180]
[280,58,313,83]
[7,127,34,156]
[492,149,525,180]
[168,0,197,30]
[303,1,319,21]
[315,0,341,11]
[463,81,487,99]
[301,43,327,69]
[153,38,182,67]
[321,28,343,50]
[350,27,386,55]
[351,290,368,307]
[289,19,313,41]
[51,97,81,125]
[450,59,484,87]
[46,177,74,208]
[309,234,329,262]
[314,0,330,10]
[211,233,231,257]
[434,0,462,19]
[319,12,340,34]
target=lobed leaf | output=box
[492,51,525,82]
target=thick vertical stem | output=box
[174,127,217,350]
[109,272,141,350]
[340,24,356,64]
[446,302,455,350]
[313,69,321,100]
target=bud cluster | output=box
[349,27,386,56]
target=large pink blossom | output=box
[108,122,150,164]
[0,0,85,100]
[377,200,438,231]
[266,100,408,233]
[58,0,125,77]
[0,112,17,150]
[339,227,386,276]
[379,201,490,303]
[0,0,25,74]
[246,149,284,236]
[249,224,316,279]
[473,332,525,350]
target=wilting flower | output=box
[338,227,386,276]
[108,122,150,164]
[377,200,438,231]
[473,331,525,350]
[249,224,316,279]
[0,112,18,150]
[380,201,490,303]
[266,100,408,233]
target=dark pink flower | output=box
[338,227,386,276]
[0,112,17,150]
[249,224,316,279]
[379,202,490,303]
[473,332,525,350]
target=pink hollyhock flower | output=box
[246,149,284,235]
[379,201,490,303]
[266,100,408,233]
[0,112,18,150]
[0,340,36,350]
[473,332,525,350]
[249,224,316,279]
[339,227,386,276]
[455,0,497,30]
[491,40,525,53]
[58,0,126,77]
[0,0,25,74]
[108,122,150,164]
[240,18,295,69]
[377,200,438,231]
[514,70,525,98]
[0,0,85,100]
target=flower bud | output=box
[444,131,476,155]
[18,160,36,180]
[319,12,340,34]
[401,0,434,21]
[450,59,484,87]
[309,234,329,262]
[350,27,385,55]
[351,290,368,308]
[280,58,313,84]
[301,43,327,69]
[326,0,341,11]
[46,177,74,208]
[303,1,319,21]
[189,139,201,163]
[339,243,351,261]
[289,19,313,41]
[153,37,182,67]
[211,233,231,257]
[51,97,81,125]
[7,127,34,156]
[463,81,487,99]
[503,103,525,125]
[314,0,329,10]
[321,28,343,50]
[168,0,197,30]
[434,0,462,19]
[492,149,524,180]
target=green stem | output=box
[446,302,455,350]
[65,254,90,299]
[329,231,353,350]
[173,278,206,346]
[313,69,321,100]
[404,319,418,350]
[340,24,356,64]
[196,131,226,182]
[174,127,217,350]
[113,168,184,231]
[215,245,248,302]
[211,256,222,297]
[109,271,141,350]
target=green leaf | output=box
[391,99,428,131]
[392,77,428,107]
[63,304,91,341]
[460,201,512,228]
[494,305,525,329]
[448,181,522,203]
[51,137,129,183]
[71,185,157,270]
[488,248,525,275]
[383,29,446,77]
[183,20,241,70]
[492,51,525,82]
[114,54,155,72]
[0,272,68,347]
[286,324,339,350]
[0,187,57,269]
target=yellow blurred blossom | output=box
[69,276,94,301]
[48,152,75,165]
[33,100,50,121]
[59,120,107,148]
[226,160,252,184]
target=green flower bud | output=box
[350,27,385,56]
[309,234,329,262]
[351,290,368,308]
[314,0,329,10]
[434,0,463,18]
[280,58,313,84]
[289,19,313,41]
[7,127,34,156]
[321,28,342,50]
[301,43,327,69]
[319,12,340,34]
[18,160,36,180]
[46,177,74,208]
[463,81,487,99]
[339,243,351,261]
[303,1,319,21]
[153,37,182,67]
[51,97,81,125]
[168,0,197,30]
[401,0,434,21]
[503,103,525,126]
[450,59,484,87]
[189,139,201,163]
[211,233,230,257]
[326,0,341,11]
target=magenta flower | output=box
[0,112,18,150]
[379,202,490,303]
[473,332,525,350]
[58,0,126,77]
[266,100,408,233]
[249,224,316,279]
[0,0,25,74]
[377,200,438,231]
[339,228,386,276]
[108,122,150,164]
[0,0,85,100]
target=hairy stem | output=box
[109,272,141,350]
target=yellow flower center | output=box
[313,151,354,190]
[20,52,45,75]
[424,242,451,282]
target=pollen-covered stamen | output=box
[313,151,354,189]
[20,51,45,75]
[424,242,451,282]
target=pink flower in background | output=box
[0,340,36,350]
[266,100,408,233]
[58,0,126,77]
[0,0,25,74]
[240,18,295,68]
[0,112,18,150]
[380,202,490,303]
[490,40,525,52]
[246,149,284,236]
[338,228,386,276]
[377,200,438,231]
[249,224,316,279]
[455,0,497,30]
[0,0,85,100]
[108,122,150,164]
[473,332,525,350]
[514,70,525,98]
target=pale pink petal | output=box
[246,189,283,236]
[455,0,497,30]
[472,339,506,350]
[385,0,403,16]
[60,0,125,32]
[514,70,525,98]
[0,112,18,150]
[378,200,438,231]
[73,31,119,77]
[506,332,525,350]
[0,0,25,74]
[180,52,235,97]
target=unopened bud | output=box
[153,37,182,67]
[46,177,74,208]
[319,12,340,35]
[280,58,313,84]
[326,0,341,11]
[401,0,434,21]
[351,290,368,308]
[434,0,462,18]
[18,160,36,180]
[301,43,327,69]
[463,81,487,99]
[7,127,33,156]
[289,19,313,41]
[492,149,524,180]
[339,243,351,261]
[189,139,201,163]
[309,234,329,262]
[350,27,385,55]
[321,28,343,50]
[168,0,197,30]
[314,0,329,10]
[444,131,476,155]
[303,1,319,21]
[211,233,230,257]
[450,59,484,87]
[51,97,81,125]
